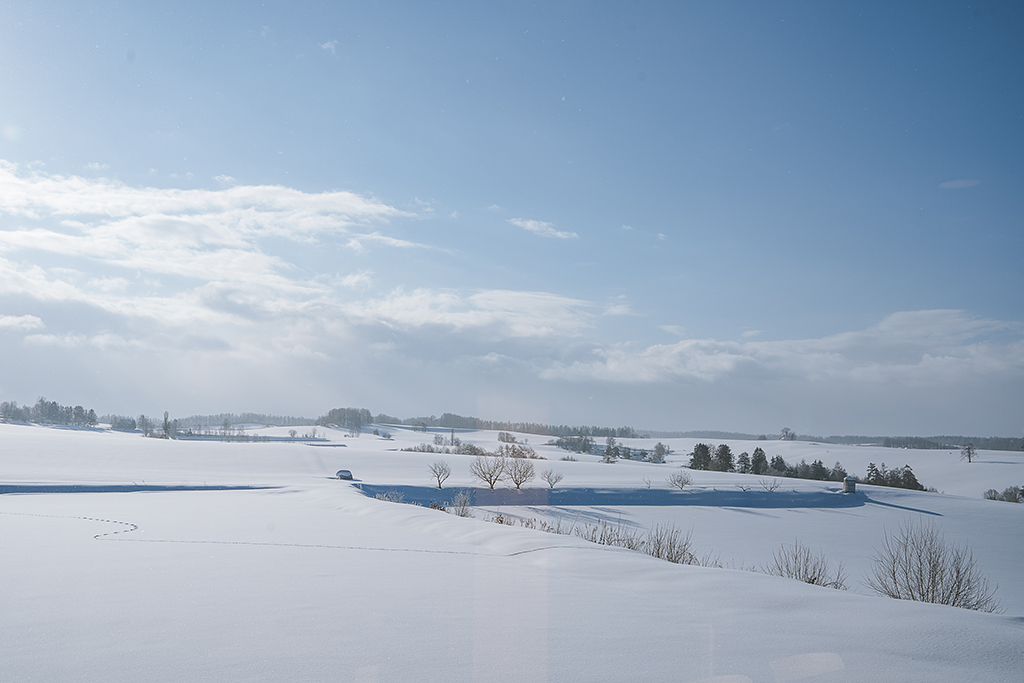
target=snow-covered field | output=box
[1,422,1022,682]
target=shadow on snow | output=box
[0,484,275,495]
[354,484,939,513]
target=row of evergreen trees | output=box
[0,398,98,427]
[684,443,926,491]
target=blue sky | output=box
[0,1,1021,435]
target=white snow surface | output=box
[1,422,1022,682]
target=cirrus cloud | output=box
[508,217,578,240]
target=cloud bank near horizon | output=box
[0,164,1020,434]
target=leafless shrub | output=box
[374,489,405,503]
[641,476,652,489]
[667,471,692,490]
[470,454,506,489]
[539,518,574,534]
[449,489,473,518]
[575,520,645,551]
[863,520,1001,612]
[429,500,447,512]
[762,540,847,590]
[541,469,564,488]
[759,478,781,492]
[507,457,535,489]
[487,512,516,525]
[645,524,695,564]
[428,460,451,489]
[518,517,536,529]
[735,484,752,492]
[560,455,578,462]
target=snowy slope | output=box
[1,423,1022,682]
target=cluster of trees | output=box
[1,398,98,426]
[132,412,179,439]
[107,415,137,431]
[686,444,853,483]
[401,433,489,456]
[548,435,595,453]
[983,486,1023,503]
[317,407,374,435]
[595,436,668,464]
[684,443,926,490]
[863,462,924,490]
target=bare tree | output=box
[540,469,563,488]
[497,431,516,443]
[507,457,535,489]
[864,519,1001,612]
[470,455,506,489]
[429,460,451,489]
[762,540,847,590]
[960,443,977,464]
[667,471,692,490]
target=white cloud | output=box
[338,271,372,289]
[621,225,633,231]
[85,162,109,171]
[214,175,237,185]
[542,310,1024,387]
[508,218,578,240]
[342,288,593,339]
[604,296,633,316]
[320,40,339,54]
[87,276,129,293]
[0,314,44,331]
[939,179,981,189]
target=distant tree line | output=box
[1,398,97,427]
[173,412,316,429]
[317,407,644,439]
[648,431,1024,452]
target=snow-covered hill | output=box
[1,422,1021,682]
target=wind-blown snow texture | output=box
[1,422,1021,682]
